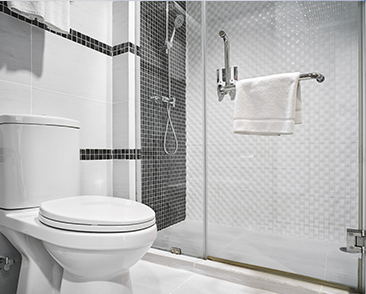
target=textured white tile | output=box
[32,26,112,103]
[32,88,112,148]
[130,260,194,294]
[186,1,360,259]
[0,13,31,85]
[0,80,31,113]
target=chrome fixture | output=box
[163,1,182,155]
[150,94,178,155]
[216,29,325,102]
[149,1,182,156]
[340,228,365,254]
[0,256,15,271]
[151,96,176,108]
[299,72,325,83]
[166,15,184,50]
[217,30,238,102]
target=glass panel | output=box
[203,1,360,288]
[139,1,204,258]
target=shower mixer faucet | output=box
[151,96,176,108]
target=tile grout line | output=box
[168,273,196,294]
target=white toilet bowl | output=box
[0,196,157,294]
[0,115,156,294]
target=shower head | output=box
[219,30,229,43]
[168,15,185,49]
[219,30,226,38]
[175,15,184,29]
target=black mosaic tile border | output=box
[113,42,140,57]
[80,149,141,161]
[0,1,140,57]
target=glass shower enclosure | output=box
[138,1,365,292]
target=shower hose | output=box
[164,103,178,155]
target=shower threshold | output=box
[153,220,359,291]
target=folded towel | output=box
[233,72,301,136]
[43,1,70,34]
[8,1,70,34]
[7,1,44,20]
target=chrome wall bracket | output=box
[217,30,238,102]
[340,228,366,254]
[217,66,238,102]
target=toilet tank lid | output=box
[0,114,80,128]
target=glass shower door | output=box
[203,1,361,290]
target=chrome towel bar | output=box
[217,30,325,102]
[299,72,325,83]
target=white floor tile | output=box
[132,282,168,294]
[171,273,274,294]
[130,260,194,294]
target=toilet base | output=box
[1,228,62,294]
[60,270,133,294]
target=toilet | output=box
[0,114,157,294]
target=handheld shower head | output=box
[167,15,185,49]
[175,15,184,29]
[219,30,229,44]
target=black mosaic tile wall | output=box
[140,2,187,231]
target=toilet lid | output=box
[38,196,156,232]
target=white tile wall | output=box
[112,0,141,200]
[0,12,31,85]
[0,3,114,194]
[32,26,112,103]
[70,1,112,45]
[32,88,112,148]
[113,160,136,200]
[80,160,113,196]
[113,1,140,46]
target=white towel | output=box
[8,1,70,34]
[233,72,301,136]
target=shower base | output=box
[153,220,359,290]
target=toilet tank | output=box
[0,115,80,209]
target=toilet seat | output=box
[38,196,155,233]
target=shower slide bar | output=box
[217,30,325,102]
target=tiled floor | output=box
[130,260,276,294]
[153,221,359,289]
